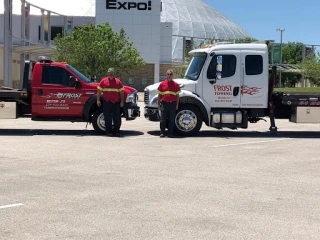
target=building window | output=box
[245,55,263,75]
[51,26,63,40]
[207,55,236,79]
[38,26,64,41]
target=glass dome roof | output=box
[160,0,251,60]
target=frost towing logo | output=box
[42,93,82,99]
[106,0,152,10]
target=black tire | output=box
[174,104,203,136]
[92,108,122,134]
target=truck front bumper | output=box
[144,107,160,121]
[125,103,140,120]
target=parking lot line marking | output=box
[0,203,24,209]
[212,138,289,148]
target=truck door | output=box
[240,51,268,108]
[32,65,86,117]
[203,51,241,108]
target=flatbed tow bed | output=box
[273,92,320,107]
[267,66,320,131]
[0,88,28,100]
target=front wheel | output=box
[174,104,203,136]
[92,108,122,134]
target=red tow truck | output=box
[0,57,140,133]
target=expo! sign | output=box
[106,0,152,10]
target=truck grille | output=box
[144,90,149,104]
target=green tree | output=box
[299,51,320,86]
[270,42,305,87]
[53,22,145,81]
[281,72,302,87]
[281,42,304,64]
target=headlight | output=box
[151,96,158,105]
[126,90,138,103]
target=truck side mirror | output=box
[74,80,81,89]
[69,76,81,88]
[69,76,76,87]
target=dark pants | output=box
[103,101,121,134]
[160,101,176,135]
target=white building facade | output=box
[95,0,173,83]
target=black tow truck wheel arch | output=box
[82,94,99,122]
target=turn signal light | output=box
[201,45,213,49]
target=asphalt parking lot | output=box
[1,101,320,239]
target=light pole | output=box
[276,28,285,87]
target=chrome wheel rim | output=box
[175,110,197,132]
[97,113,105,130]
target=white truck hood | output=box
[145,78,196,93]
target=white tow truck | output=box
[144,41,320,136]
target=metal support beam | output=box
[47,11,51,44]
[40,9,45,43]
[276,28,285,88]
[64,16,67,35]
[302,45,306,87]
[190,37,194,50]
[3,0,13,87]
[182,36,186,63]
[25,3,30,61]
[20,0,26,89]
[271,43,274,64]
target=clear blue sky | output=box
[205,0,320,46]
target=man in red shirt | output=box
[97,68,124,137]
[157,69,181,138]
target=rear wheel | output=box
[174,104,203,136]
[92,108,121,134]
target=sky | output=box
[1,0,319,46]
[204,0,320,46]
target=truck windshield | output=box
[66,65,93,84]
[184,53,207,81]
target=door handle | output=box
[233,87,239,96]
[38,89,43,95]
[209,80,216,84]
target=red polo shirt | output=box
[157,79,181,102]
[98,77,124,103]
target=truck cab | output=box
[144,42,276,136]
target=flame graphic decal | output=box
[241,85,262,95]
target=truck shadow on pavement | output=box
[0,129,144,137]
[147,130,320,139]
